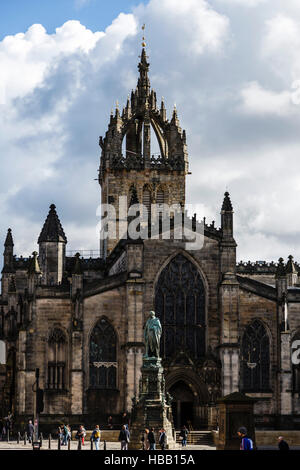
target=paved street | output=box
[0,440,216,451]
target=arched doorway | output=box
[169,380,194,429]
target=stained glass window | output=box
[89,318,117,389]
[241,320,270,391]
[48,328,66,390]
[155,254,206,360]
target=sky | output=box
[1,0,300,266]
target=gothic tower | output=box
[98,47,189,257]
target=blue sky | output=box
[0,0,146,39]
[1,0,300,266]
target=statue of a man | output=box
[144,311,162,358]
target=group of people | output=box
[237,427,290,451]
[0,414,12,440]
[58,423,72,446]
[141,427,169,450]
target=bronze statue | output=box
[144,311,162,358]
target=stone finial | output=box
[221,192,233,212]
[72,252,83,275]
[275,257,286,279]
[286,255,297,274]
[28,251,42,275]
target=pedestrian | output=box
[62,423,69,446]
[237,427,254,450]
[76,425,86,446]
[159,428,167,451]
[141,428,150,450]
[107,415,113,429]
[118,424,130,450]
[278,436,290,451]
[1,421,6,441]
[91,425,101,450]
[179,425,188,447]
[58,425,63,444]
[27,419,34,443]
[148,428,156,450]
[67,424,71,442]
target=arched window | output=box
[47,328,67,390]
[155,254,206,360]
[89,318,117,389]
[142,188,151,216]
[292,332,300,393]
[0,340,5,364]
[241,320,270,392]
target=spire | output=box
[286,255,297,274]
[38,204,67,244]
[222,192,233,212]
[276,257,286,279]
[4,228,14,247]
[28,251,41,275]
[3,228,15,274]
[137,47,150,102]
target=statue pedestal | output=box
[128,357,177,450]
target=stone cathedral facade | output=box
[1,48,300,430]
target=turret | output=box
[220,192,237,274]
[38,204,67,285]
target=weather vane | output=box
[142,23,146,47]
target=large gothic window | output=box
[47,328,67,390]
[241,320,270,392]
[89,318,117,389]
[155,254,206,360]
[292,332,300,393]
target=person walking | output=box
[118,424,130,450]
[148,428,156,450]
[107,416,113,429]
[66,424,71,443]
[27,420,34,443]
[159,428,167,451]
[141,428,150,450]
[179,425,189,447]
[62,423,69,446]
[237,427,254,450]
[91,425,101,450]
[278,436,290,451]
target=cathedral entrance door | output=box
[169,380,195,429]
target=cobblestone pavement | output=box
[0,440,216,451]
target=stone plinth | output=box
[217,392,256,450]
[128,357,176,450]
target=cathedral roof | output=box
[221,192,233,212]
[38,204,67,243]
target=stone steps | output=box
[175,431,214,446]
